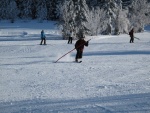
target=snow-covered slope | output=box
[0,21,150,113]
[0,20,61,41]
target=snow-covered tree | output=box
[0,0,19,22]
[128,0,149,32]
[57,0,74,39]
[100,0,130,35]
[73,0,90,37]
[122,0,132,9]
[7,0,19,23]
[108,0,114,34]
[86,7,107,35]
[86,0,98,7]
[0,0,8,19]
[147,2,150,24]
[103,0,118,35]
[115,9,130,34]
[36,0,47,22]
[19,0,32,19]
[58,0,90,39]
[46,0,60,20]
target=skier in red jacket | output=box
[75,34,89,62]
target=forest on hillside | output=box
[0,0,150,38]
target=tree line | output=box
[0,0,60,22]
[0,0,150,38]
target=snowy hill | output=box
[0,21,150,113]
[0,20,61,41]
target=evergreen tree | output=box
[31,0,38,19]
[7,0,19,23]
[57,0,74,39]
[86,0,98,8]
[0,0,7,19]
[0,0,149,34]
[86,7,107,35]
[101,0,128,35]
[0,0,19,22]
[46,0,59,20]
[122,0,132,9]
[21,0,32,19]
[72,0,90,38]
[36,0,47,22]
[58,0,89,39]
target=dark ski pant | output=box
[68,37,72,44]
[76,49,83,60]
[40,38,46,45]
[130,36,134,43]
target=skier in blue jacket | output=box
[40,30,46,45]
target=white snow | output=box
[0,20,150,113]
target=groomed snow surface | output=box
[0,21,150,113]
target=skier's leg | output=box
[71,37,72,44]
[44,38,46,45]
[40,39,43,45]
[78,50,83,62]
[130,36,132,43]
[75,50,80,62]
[68,37,70,44]
[132,37,134,43]
[79,51,83,59]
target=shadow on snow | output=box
[0,93,150,113]
[84,50,150,56]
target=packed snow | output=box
[0,21,150,113]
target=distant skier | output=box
[75,34,89,62]
[68,30,73,44]
[129,28,134,43]
[40,30,46,45]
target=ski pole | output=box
[125,33,140,40]
[134,37,140,40]
[54,48,76,63]
[54,39,91,63]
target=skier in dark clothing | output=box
[75,35,89,62]
[40,30,46,45]
[129,28,134,43]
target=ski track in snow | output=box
[0,21,150,113]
